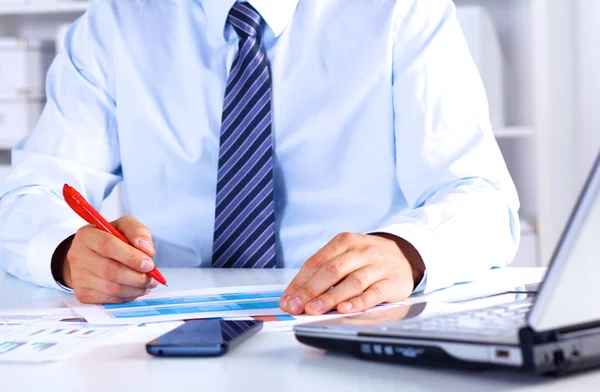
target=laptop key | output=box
[382,299,533,338]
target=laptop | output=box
[294,152,600,376]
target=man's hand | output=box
[280,232,425,315]
[52,216,159,304]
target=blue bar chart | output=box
[67,284,290,325]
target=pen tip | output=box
[164,284,169,287]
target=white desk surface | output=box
[1,267,600,392]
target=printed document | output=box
[0,308,131,362]
[66,284,290,325]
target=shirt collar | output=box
[199,0,299,43]
[249,0,299,38]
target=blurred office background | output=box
[0,0,599,268]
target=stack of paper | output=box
[1,285,369,362]
[65,284,359,334]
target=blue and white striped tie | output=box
[212,2,276,269]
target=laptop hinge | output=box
[520,323,600,375]
[518,327,559,372]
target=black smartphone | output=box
[146,319,263,357]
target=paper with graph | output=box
[65,284,290,325]
[0,308,131,362]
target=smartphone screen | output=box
[146,319,263,357]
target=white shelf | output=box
[494,126,535,139]
[0,1,88,15]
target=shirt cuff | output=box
[412,270,428,294]
[56,281,75,293]
[370,217,448,295]
[26,219,84,292]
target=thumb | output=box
[112,216,155,257]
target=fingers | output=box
[112,216,155,256]
[69,247,155,289]
[74,287,144,305]
[337,279,392,314]
[304,265,389,315]
[73,270,152,300]
[77,225,155,273]
[280,232,360,310]
[284,250,372,315]
[67,216,159,305]
[280,232,419,315]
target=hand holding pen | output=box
[57,184,167,304]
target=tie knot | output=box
[228,2,263,38]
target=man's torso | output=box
[92,0,411,267]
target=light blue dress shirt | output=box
[0,0,520,294]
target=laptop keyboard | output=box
[382,299,533,339]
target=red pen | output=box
[62,183,168,286]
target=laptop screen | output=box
[529,153,600,332]
[566,185,600,274]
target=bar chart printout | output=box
[0,309,131,362]
[66,284,290,325]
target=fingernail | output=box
[137,238,154,252]
[140,259,154,272]
[280,295,291,308]
[341,301,353,311]
[309,300,324,313]
[149,279,159,289]
[288,297,303,313]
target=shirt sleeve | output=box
[0,2,120,290]
[374,0,521,294]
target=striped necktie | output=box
[212,2,277,269]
